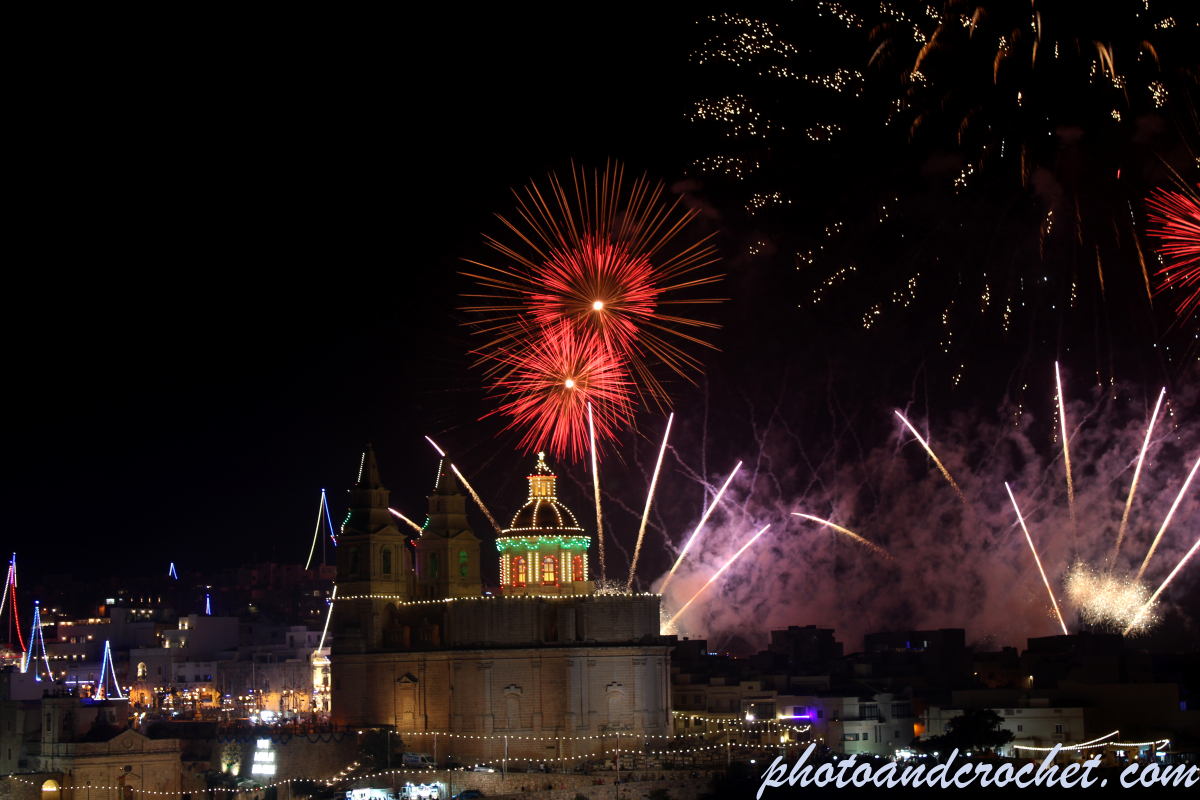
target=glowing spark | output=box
[1114,388,1165,561]
[588,402,606,583]
[791,513,891,559]
[1126,532,1200,636]
[425,436,446,457]
[894,411,965,503]
[629,413,674,588]
[1136,452,1200,581]
[669,524,770,625]
[1006,483,1069,635]
[1056,362,1076,529]
[593,301,604,310]
[450,464,503,536]
[660,461,743,593]
[1065,563,1154,632]
[388,508,425,535]
[564,378,575,388]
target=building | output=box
[330,447,672,765]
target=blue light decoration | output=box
[169,562,178,580]
[322,489,338,546]
[205,594,212,615]
[20,601,53,681]
[97,639,125,699]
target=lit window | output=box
[514,556,526,585]
[459,550,468,578]
[542,555,557,583]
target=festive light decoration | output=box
[19,601,53,680]
[497,453,591,588]
[316,585,337,654]
[1,555,25,653]
[205,594,212,616]
[168,562,178,580]
[1005,483,1070,635]
[1013,731,1170,752]
[322,489,338,545]
[304,492,325,570]
[660,462,742,593]
[96,639,125,699]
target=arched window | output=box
[514,556,527,585]
[459,550,468,578]
[348,548,360,575]
[572,555,584,582]
[382,547,393,575]
[42,780,59,794]
[542,555,557,584]
[137,662,147,680]
[430,553,439,578]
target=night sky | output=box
[7,3,1198,653]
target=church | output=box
[329,446,672,766]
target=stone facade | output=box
[330,449,672,766]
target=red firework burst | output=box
[462,160,724,412]
[485,321,634,462]
[530,234,657,358]
[1147,184,1200,323]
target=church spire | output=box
[359,443,383,489]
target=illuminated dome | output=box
[503,452,584,535]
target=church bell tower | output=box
[332,444,414,653]
[413,460,482,598]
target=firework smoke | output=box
[1006,483,1069,635]
[650,368,1198,652]
[1137,452,1200,581]
[660,461,742,593]
[895,411,965,504]
[669,524,771,625]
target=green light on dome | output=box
[495,535,591,553]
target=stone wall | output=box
[216,733,360,784]
[0,774,63,800]
[342,769,715,800]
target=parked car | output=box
[471,764,497,773]
[451,791,484,800]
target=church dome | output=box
[502,452,584,535]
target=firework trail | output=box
[629,412,674,588]
[1056,363,1076,532]
[485,321,633,462]
[1126,532,1200,636]
[669,524,771,625]
[1136,452,1200,581]
[424,436,505,536]
[451,464,504,536]
[1005,482,1069,636]
[660,461,743,593]
[1114,387,1165,562]
[388,508,425,535]
[588,402,607,584]
[1147,184,1200,322]
[894,411,965,504]
[790,513,891,560]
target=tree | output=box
[913,708,1014,755]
